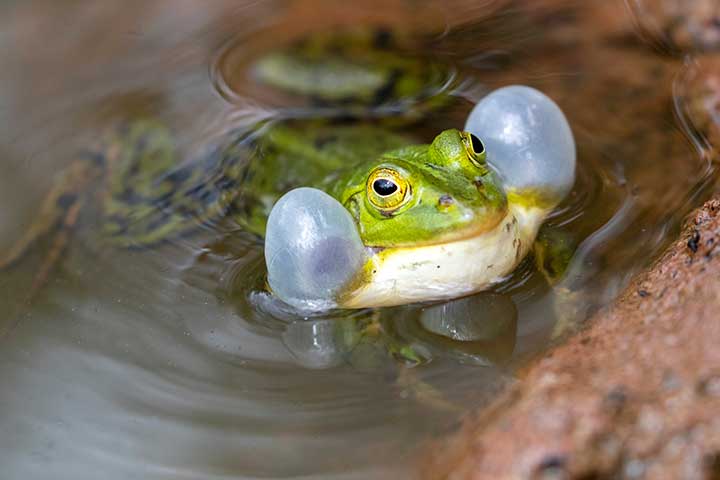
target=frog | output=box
[264,83,576,310]
[0,28,576,315]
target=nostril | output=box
[438,195,454,208]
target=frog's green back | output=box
[230,123,414,237]
[96,119,415,246]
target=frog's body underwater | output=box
[0,29,576,310]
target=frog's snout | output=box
[464,85,576,205]
[264,187,367,310]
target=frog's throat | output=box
[337,204,547,308]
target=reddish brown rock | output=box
[422,199,720,479]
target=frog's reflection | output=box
[412,291,518,364]
[281,292,517,370]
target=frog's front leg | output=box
[0,158,102,299]
[533,225,577,286]
[532,226,586,339]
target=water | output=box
[0,1,716,479]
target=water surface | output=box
[0,1,715,479]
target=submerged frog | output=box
[0,29,575,311]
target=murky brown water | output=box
[0,1,716,479]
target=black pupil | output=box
[470,134,485,154]
[373,178,398,196]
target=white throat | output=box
[341,205,546,308]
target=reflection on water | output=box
[0,1,716,479]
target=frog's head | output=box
[333,129,508,248]
[263,130,510,311]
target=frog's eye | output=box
[367,168,410,212]
[461,131,487,167]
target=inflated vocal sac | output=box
[264,187,367,310]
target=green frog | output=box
[0,28,576,311]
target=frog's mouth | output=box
[265,188,546,311]
[359,207,510,250]
[338,204,545,309]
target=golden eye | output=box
[367,168,410,211]
[461,131,487,167]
